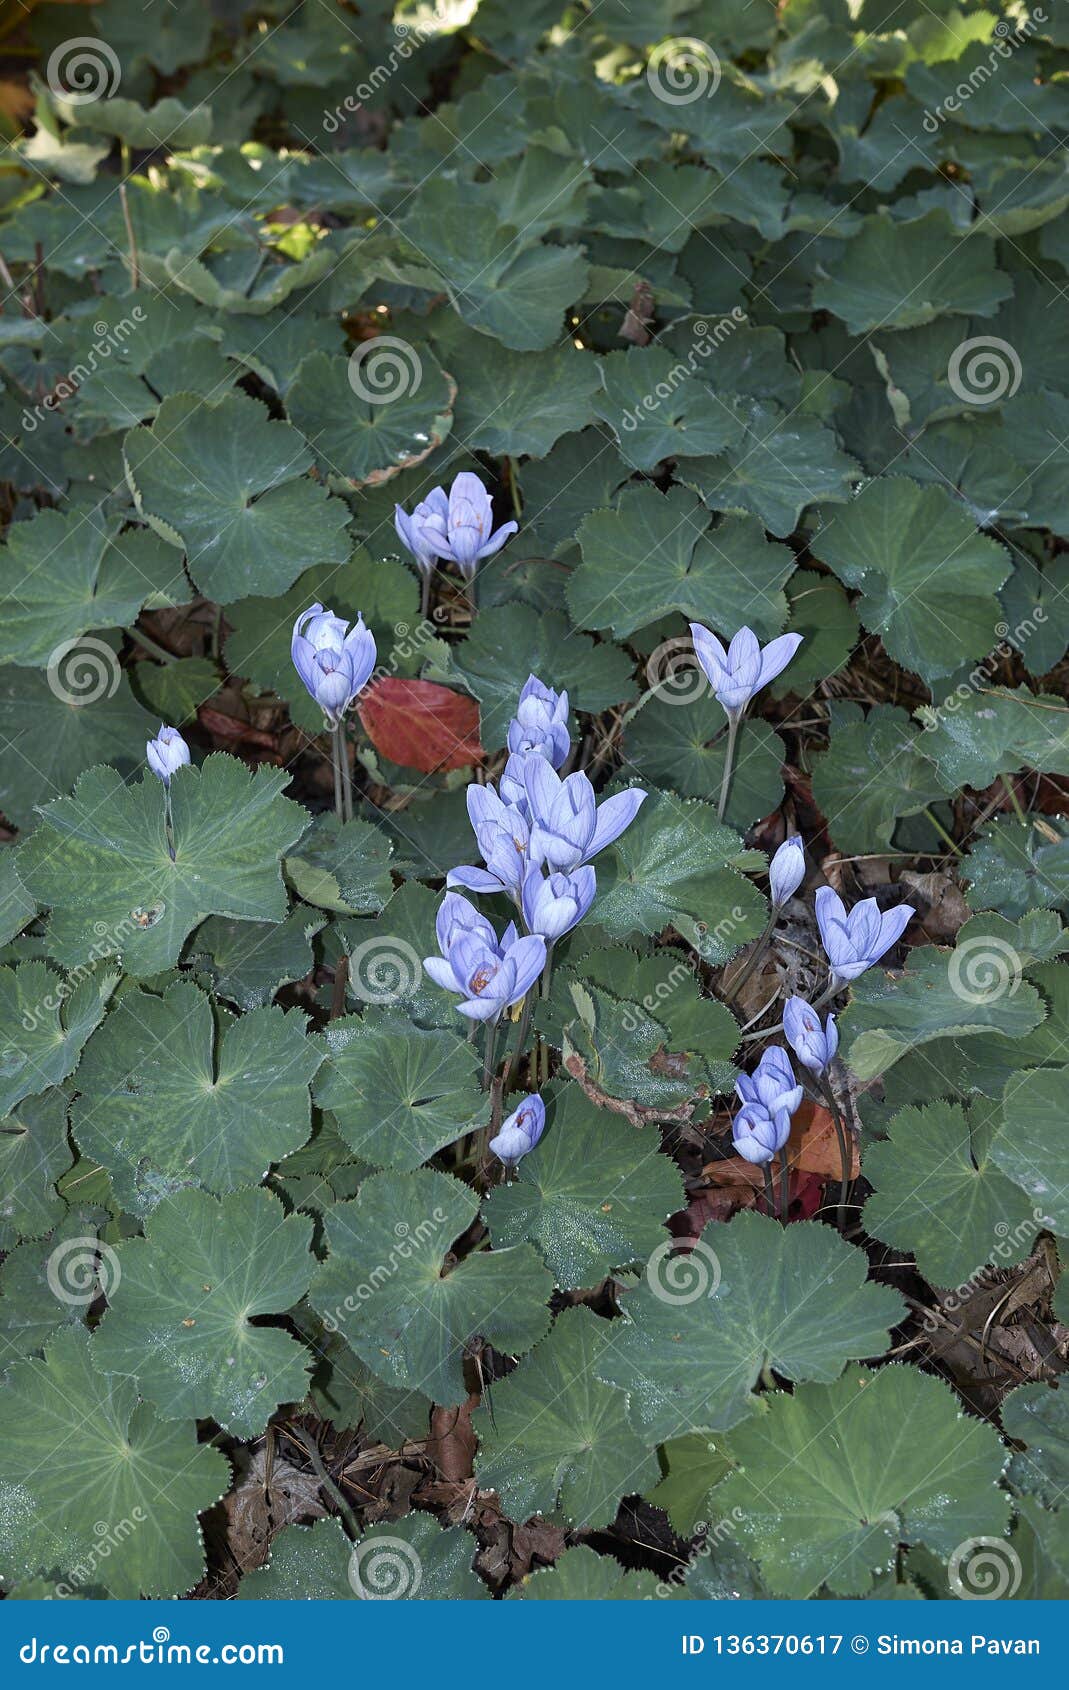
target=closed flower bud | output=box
[489,1094,546,1167]
[769,835,805,907]
[146,725,190,785]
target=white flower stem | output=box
[717,711,741,823]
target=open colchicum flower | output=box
[146,725,190,786]
[448,785,531,899]
[507,677,570,768]
[489,1094,546,1168]
[783,995,839,1076]
[291,604,376,727]
[435,472,518,580]
[815,886,915,986]
[423,916,545,1024]
[524,759,646,873]
[394,488,448,585]
[688,624,803,821]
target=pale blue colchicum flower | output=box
[783,996,839,1076]
[732,1046,802,1166]
[146,725,190,785]
[688,624,803,717]
[521,864,596,941]
[507,676,570,768]
[423,919,546,1024]
[524,759,645,872]
[489,1094,546,1167]
[815,886,915,985]
[291,603,377,724]
[769,835,805,908]
[448,784,530,899]
[435,891,499,957]
[394,486,449,580]
[435,472,518,580]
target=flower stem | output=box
[762,1162,776,1218]
[818,1072,853,1231]
[922,805,962,857]
[716,712,741,823]
[1001,774,1029,827]
[329,725,343,820]
[500,995,534,1094]
[336,722,354,822]
[420,569,431,621]
[163,786,176,862]
[540,941,555,1000]
[778,1149,790,1226]
[723,912,777,1000]
[481,1020,499,1092]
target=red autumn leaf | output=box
[358,677,483,773]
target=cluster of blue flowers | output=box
[395,472,518,610]
[423,674,646,1169]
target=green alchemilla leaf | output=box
[681,402,859,537]
[815,477,1011,684]
[18,755,309,976]
[863,1100,1042,1285]
[70,981,321,1215]
[434,327,601,458]
[284,813,395,916]
[918,687,1069,791]
[287,350,456,491]
[0,852,35,946]
[645,1435,734,1538]
[1001,1380,1069,1507]
[990,1066,1069,1234]
[0,1325,229,1598]
[591,347,748,471]
[315,1012,484,1171]
[124,391,351,603]
[596,1211,904,1442]
[475,1307,658,1527]
[92,1187,314,1437]
[717,1366,1011,1598]
[964,816,1069,918]
[625,696,785,825]
[186,908,326,1011]
[0,665,156,832]
[810,704,945,854]
[0,511,189,665]
[0,961,116,1117]
[508,1544,668,1601]
[237,1514,486,1600]
[840,926,1046,1081]
[311,1168,553,1406]
[0,1090,72,1249]
[484,1085,684,1285]
[591,788,767,963]
[570,486,795,641]
[812,212,1014,334]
